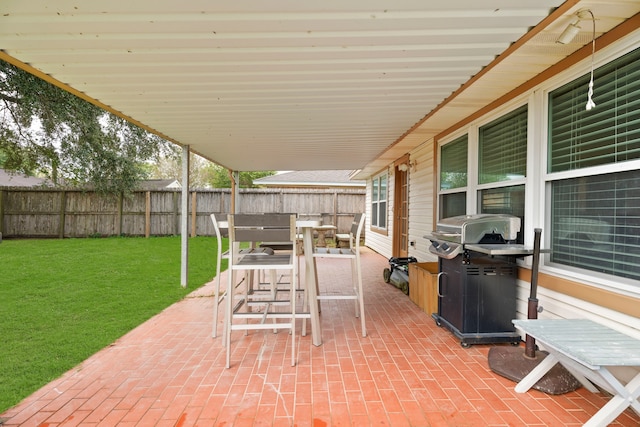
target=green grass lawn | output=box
[0,236,223,414]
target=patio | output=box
[1,248,638,426]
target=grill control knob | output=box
[441,243,449,251]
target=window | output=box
[548,47,640,282]
[371,172,387,229]
[438,106,527,223]
[439,135,467,218]
[478,105,528,243]
[440,135,468,189]
[479,105,527,184]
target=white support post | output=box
[232,170,240,213]
[180,145,190,288]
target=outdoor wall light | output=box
[557,9,597,111]
[556,9,592,44]
[398,163,408,172]
[556,17,581,44]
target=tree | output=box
[147,152,276,188]
[0,60,175,194]
[208,166,276,188]
[148,151,217,189]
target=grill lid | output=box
[424,214,522,259]
[434,214,520,244]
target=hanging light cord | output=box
[585,10,596,111]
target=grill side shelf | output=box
[464,244,550,256]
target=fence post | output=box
[173,191,179,235]
[191,191,197,237]
[145,191,151,238]
[0,190,4,236]
[117,192,123,236]
[333,191,338,227]
[58,191,66,238]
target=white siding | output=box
[407,141,438,263]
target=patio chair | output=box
[210,213,274,338]
[311,213,366,337]
[224,213,299,368]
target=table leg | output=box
[584,370,640,427]
[515,353,559,393]
[303,227,322,346]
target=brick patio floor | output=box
[1,248,638,426]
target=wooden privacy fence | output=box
[0,187,365,239]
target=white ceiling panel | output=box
[1,0,639,175]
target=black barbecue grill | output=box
[425,214,533,347]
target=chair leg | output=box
[355,255,366,337]
[351,258,359,318]
[290,277,296,366]
[225,269,234,369]
[301,275,308,337]
[270,269,278,333]
[212,256,221,338]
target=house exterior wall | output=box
[364,28,640,338]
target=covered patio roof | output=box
[2,1,639,177]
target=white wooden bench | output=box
[513,319,640,427]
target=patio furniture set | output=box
[210,212,366,368]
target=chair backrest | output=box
[228,213,297,245]
[211,213,229,239]
[350,213,365,249]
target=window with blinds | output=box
[479,105,527,184]
[440,135,468,190]
[549,47,640,173]
[551,171,640,281]
[439,135,468,219]
[548,47,640,282]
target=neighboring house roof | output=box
[254,170,365,188]
[0,169,52,187]
[136,179,182,191]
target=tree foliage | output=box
[147,152,276,189]
[209,167,276,188]
[0,60,175,194]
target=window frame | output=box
[370,171,388,231]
